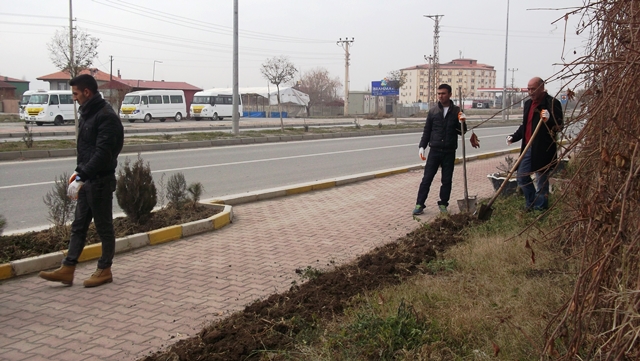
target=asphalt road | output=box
[0,126,516,234]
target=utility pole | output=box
[502,0,510,121]
[424,15,443,106]
[231,0,239,135]
[69,0,78,141]
[337,37,354,116]
[423,55,433,107]
[508,67,518,121]
[109,55,113,81]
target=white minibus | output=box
[24,90,75,126]
[190,89,242,121]
[19,90,38,121]
[120,90,186,123]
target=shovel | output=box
[476,114,546,220]
[456,88,476,213]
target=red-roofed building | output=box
[37,68,117,90]
[37,69,202,115]
[399,58,497,105]
[98,78,202,115]
[0,75,29,98]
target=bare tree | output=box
[386,70,408,125]
[297,67,342,116]
[260,56,297,131]
[47,27,100,78]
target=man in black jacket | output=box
[506,77,563,211]
[413,84,467,215]
[39,74,124,287]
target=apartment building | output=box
[399,58,496,105]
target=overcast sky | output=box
[1,0,588,95]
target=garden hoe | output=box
[456,88,476,213]
[476,111,546,221]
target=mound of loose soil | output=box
[140,213,476,361]
[0,205,220,263]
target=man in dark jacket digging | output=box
[39,74,124,287]
[506,77,563,211]
[413,84,467,215]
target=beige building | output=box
[399,58,496,105]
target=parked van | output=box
[19,90,38,121]
[190,89,242,121]
[24,90,75,126]
[119,90,186,123]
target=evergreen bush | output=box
[116,155,157,224]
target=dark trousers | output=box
[63,175,117,269]
[415,148,456,208]
[517,148,550,210]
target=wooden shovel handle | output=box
[485,119,545,209]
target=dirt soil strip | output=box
[140,214,474,361]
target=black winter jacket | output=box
[509,93,563,172]
[418,101,467,152]
[75,94,124,181]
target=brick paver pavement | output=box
[0,157,502,360]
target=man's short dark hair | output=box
[438,84,452,94]
[69,74,98,94]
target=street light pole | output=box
[501,0,510,121]
[152,60,162,81]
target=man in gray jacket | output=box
[39,74,124,288]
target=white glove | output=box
[458,112,466,122]
[540,109,549,122]
[419,147,425,160]
[506,136,513,146]
[67,180,84,200]
[68,171,79,184]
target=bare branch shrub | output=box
[156,173,167,208]
[115,155,157,224]
[541,2,640,360]
[22,123,33,148]
[42,172,75,239]
[0,215,6,236]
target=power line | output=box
[91,0,333,44]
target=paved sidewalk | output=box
[0,157,502,361]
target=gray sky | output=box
[1,0,588,95]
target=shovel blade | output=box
[457,196,477,213]
[477,204,494,221]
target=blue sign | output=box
[560,94,568,105]
[371,81,399,96]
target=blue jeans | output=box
[63,175,117,269]
[517,148,550,210]
[416,148,455,208]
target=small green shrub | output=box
[166,173,188,208]
[42,172,75,238]
[116,155,157,224]
[187,182,204,208]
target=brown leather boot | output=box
[39,265,75,285]
[83,267,112,288]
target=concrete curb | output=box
[0,203,233,281]
[203,148,518,207]
[1,127,424,162]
